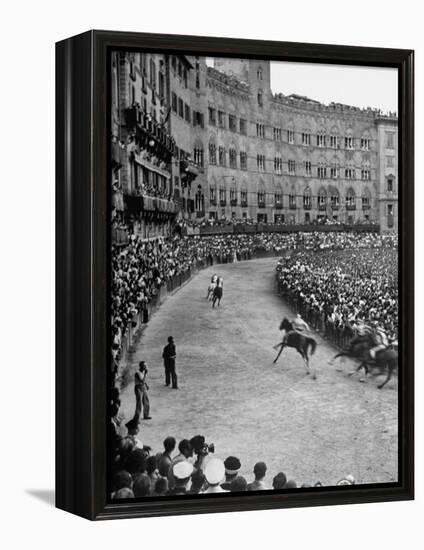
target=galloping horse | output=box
[273,317,317,374]
[206,274,218,301]
[212,277,223,308]
[330,333,398,389]
[206,282,216,301]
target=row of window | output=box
[206,144,374,180]
[171,93,204,127]
[207,189,372,208]
[207,110,377,149]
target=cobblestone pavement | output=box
[119,258,398,486]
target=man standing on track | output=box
[134,361,151,420]
[162,336,178,389]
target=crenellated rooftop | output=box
[272,92,397,119]
[206,66,250,92]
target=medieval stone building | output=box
[111,52,398,239]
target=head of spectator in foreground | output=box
[112,470,133,493]
[153,477,168,496]
[113,487,134,500]
[204,458,225,487]
[138,361,147,372]
[125,416,140,437]
[223,456,241,482]
[336,474,355,486]
[229,476,247,492]
[284,479,297,489]
[272,472,287,490]
[168,336,174,344]
[173,461,194,489]
[163,436,176,455]
[253,461,267,481]
[178,439,193,459]
[190,470,206,494]
[146,455,158,477]
[133,473,151,497]
[124,448,148,476]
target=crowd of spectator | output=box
[109,427,357,499]
[112,230,398,368]
[276,236,398,341]
[110,229,397,499]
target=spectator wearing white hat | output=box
[221,456,241,491]
[168,461,193,495]
[202,458,227,493]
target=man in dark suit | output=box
[162,336,178,389]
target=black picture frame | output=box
[56,30,414,521]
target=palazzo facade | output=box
[111,53,398,239]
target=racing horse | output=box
[330,333,398,389]
[212,277,223,308]
[206,281,216,301]
[273,317,317,374]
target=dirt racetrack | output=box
[119,258,398,486]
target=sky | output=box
[206,58,398,114]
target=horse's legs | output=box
[329,351,347,366]
[358,362,369,383]
[273,344,286,364]
[378,364,392,389]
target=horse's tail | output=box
[307,338,317,356]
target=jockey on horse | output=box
[206,273,218,300]
[280,313,310,345]
[212,276,223,307]
[369,323,390,359]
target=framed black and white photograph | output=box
[56,30,414,520]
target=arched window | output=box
[317,159,327,179]
[329,186,340,209]
[318,187,327,210]
[219,185,226,205]
[361,158,371,181]
[344,129,354,149]
[386,173,395,193]
[218,145,226,166]
[208,138,216,165]
[257,89,263,107]
[274,182,283,208]
[346,187,356,209]
[345,160,355,180]
[209,183,217,204]
[361,132,371,150]
[230,178,237,204]
[257,67,263,80]
[193,139,204,167]
[229,145,237,168]
[316,128,326,147]
[362,187,371,210]
[257,182,266,207]
[303,187,312,209]
[241,182,248,206]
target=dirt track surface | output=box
[119,258,398,487]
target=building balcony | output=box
[220,200,227,207]
[230,199,238,206]
[289,203,297,210]
[346,204,357,211]
[241,200,248,208]
[318,204,327,211]
[303,204,312,210]
[210,198,217,206]
[362,204,371,210]
[275,202,283,209]
[331,204,340,210]
[258,201,266,209]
